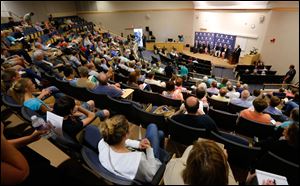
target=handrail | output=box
[262,83,294,90]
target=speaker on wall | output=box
[149,31,153,36]
[146,27,149,31]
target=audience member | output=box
[162,81,184,101]
[218,77,228,89]
[264,96,289,121]
[175,77,187,92]
[90,72,123,98]
[282,92,299,116]
[172,96,218,133]
[164,139,237,185]
[98,115,169,182]
[226,84,240,99]
[144,72,166,87]
[230,90,252,108]
[164,62,174,78]
[53,95,109,139]
[211,87,229,102]
[239,97,273,125]
[207,80,219,95]
[254,122,299,164]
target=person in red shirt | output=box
[240,97,273,125]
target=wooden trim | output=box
[271,7,299,12]
[195,8,272,11]
[77,8,194,14]
[77,7,298,14]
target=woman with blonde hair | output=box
[98,115,169,183]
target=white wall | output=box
[77,1,194,44]
[193,10,271,56]
[260,10,299,83]
[1,1,76,23]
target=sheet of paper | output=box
[255,169,288,185]
[46,111,64,136]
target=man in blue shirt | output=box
[89,72,123,98]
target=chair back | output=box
[210,130,261,168]
[150,84,166,94]
[83,125,102,152]
[132,89,160,105]
[228,102,248,114]
[85,89,110,110]
[69,84,90,101]
[106,96,134,122]
[131,104,167,133]
[157,94,182,108]
[81,146,138,185]
[207,96,229,111]
[114,73,129,83]
[2,94,22,111]
[167,117,207,146]
[255,151,299,185]
[208,107,238,131]
[236,116,275,140]
[21,106,44,122]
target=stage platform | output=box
[182,47,249,69]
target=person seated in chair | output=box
[264,96,289,122]
[254,122,299,164]
[172,96,218,133]
[7,78,62,113]
[211,87,230,103]
[90,72,123,98]
[69,66,96,89]
[163,139,237,185]
[230,90,252,108]
[239,97,274,125]
[162,81,184,101]
[98,115,169,183]
[53,95,109,140]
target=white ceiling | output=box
[193,1,299,9]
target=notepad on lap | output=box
[46,111,64,136]
[255,169,288,185]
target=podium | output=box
[243,53,260,65]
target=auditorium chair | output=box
[157,94,182,109]
[85,89,110,110]
[106,96,135,122]
[132,89,160,105]
[207,96,229,112]
[150,84,166,94]
[167,117,207,146]
[68,84,91,102]
[131,104,167,134]
[235,116,275,140]
[208,107,238,131]
[210,130,261,168]
[228,102,248,114]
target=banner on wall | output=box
[194,32,236,52]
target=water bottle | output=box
[31,115,55,139]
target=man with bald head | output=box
[171,96,218,133]
[230,90,252,108]
[89,72,123,98]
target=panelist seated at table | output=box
[221,44,230,59]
